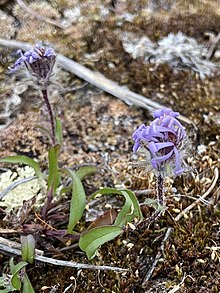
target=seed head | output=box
[132,108,187,176]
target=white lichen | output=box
[0,166,46,212]
[122,32,218,78]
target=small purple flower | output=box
[132,108,186,176]
[9,44,56,88]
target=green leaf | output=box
[67,170,86,233]
[90,188,143,227]
[60,165,97,196]
[21,235,35,264]
[9,258,28,290]
[47,145,61,194]
[79,226,122,260]
[22,274,35,293]
[76,165,97,180]
[0,156,43,180]
[55,116,63,146]
[114,190,133,227]
[116,189,143,226]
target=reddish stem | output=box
[41,187,53,218]
[41,88,56,145]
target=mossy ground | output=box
[0,1,220,292]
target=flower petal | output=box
[151,149,174,169]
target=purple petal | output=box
[44,47,55,57]
[148,141,174,156]
[153,108,171,118]
[155,125,175,135]
[133,142,140,153]
[161,116,173,127]
[24,50,32,57]
[29,56,34,63]
[155,142,174,151]
[32,51,40,59]
[153,108,179,119]
[148,142,157,155]
[172,119,186,131]
[151,149,174,169]
[16,49,23,56]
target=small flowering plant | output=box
[132,108,187,224]
[10,43,57,145]
[0,44,142,264]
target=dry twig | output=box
[0,38,195,127]
[0,236,43,255]
[0,241,128,272]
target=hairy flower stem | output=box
[41,89,56,145]
[138,173,165,230]
[156,173,164,206]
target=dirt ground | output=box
[0,1,220,292]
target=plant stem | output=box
[41,88,56,145]
[138,173,165,229]
[156,173,164,206]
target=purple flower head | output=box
[9,44,56,88]
[132,108,187,176]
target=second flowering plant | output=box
[132,108,187,224]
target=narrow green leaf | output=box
[76,165,97,180]
[59,165,97,196]
[119,189,143,222]
[114,191,133,227]
[9,259,28,290]
[22,274,35,293]
[55,116,63,146]
[67,170,86,233]
[79,226,122,260]
[47,145,61,194]
[0,156,43,180]
[90,187,121,198]
[21,235,35,264]
[90,188,143,226]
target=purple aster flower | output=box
[9,44,56,88]
[132,108,186,176]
